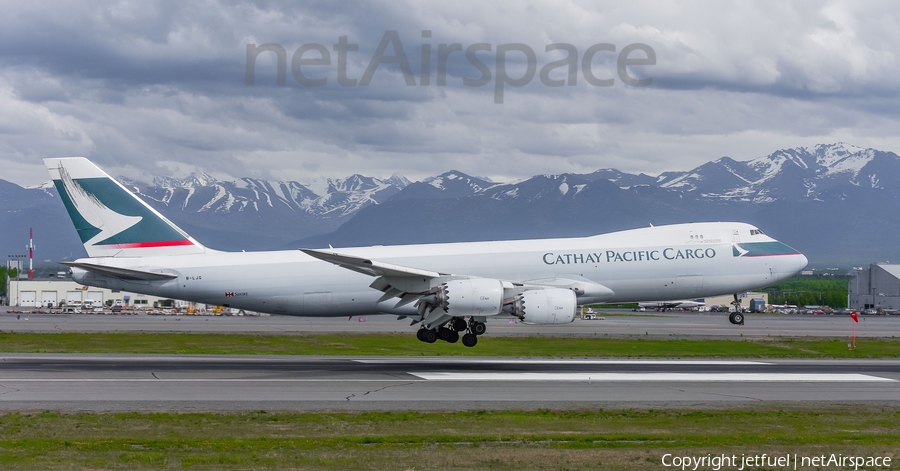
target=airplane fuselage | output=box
[71,222,807,317]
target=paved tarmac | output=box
[2,308,898,338]
[2,309,898,411]
[0,355,898,411]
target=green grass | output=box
[0,409,897,470]
[1,332,899,357]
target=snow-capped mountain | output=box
[389,171,494,201]
[123,172,408,220]
[656,143,900,202]
[100,172,406,251]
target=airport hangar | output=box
[6,277,170,308]
[849,263,900,311]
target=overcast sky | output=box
[1,1,899,186]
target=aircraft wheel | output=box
[423,329,438,343]
[446,330,459,343]
[471,321,487,336]
[729,312,745,325]
[452,317,468,332]
[438,327,453,341]
[416,328,427,342]
[462,333,478,347]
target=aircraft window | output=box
[750,229,764,236]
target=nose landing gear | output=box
[729,294,745,325]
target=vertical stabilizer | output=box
[45,157,207,258]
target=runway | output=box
[1,355,898,411]
[2,309,898,338]
[2,310,898,411]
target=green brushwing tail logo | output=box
[53,167,192,249]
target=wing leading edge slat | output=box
[300,249,445,279]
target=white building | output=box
[7,277,171,308]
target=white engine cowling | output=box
[441,278,504,317]
[517,288,577,324]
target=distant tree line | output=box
[0,266,18,298]
[765,276,849,308]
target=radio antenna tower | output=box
[26,228,35,279]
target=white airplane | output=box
[45,157,808,346]
[638,300,705,311]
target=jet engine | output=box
[505,288,576,324]
[420,278,505,317]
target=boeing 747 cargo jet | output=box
[46,158,808,347]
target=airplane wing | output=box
[301,249,462,310]
[61,261,179,281]
[301,248,615,307]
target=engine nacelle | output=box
[439,278,504,317]
[510,288,577,324]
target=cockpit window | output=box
[750,229,764,236]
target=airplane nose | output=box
[798,253,809,270]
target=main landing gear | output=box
[417,317,486,347]
[729,294,745,325]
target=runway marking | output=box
[356,359,771,365]
[408,373,897,382]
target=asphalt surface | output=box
[0,355,898,411]
[2,308,898,338]
[2,308,898,411]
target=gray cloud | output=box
[1,1,899,186]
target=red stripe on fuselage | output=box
[100,240,194,249]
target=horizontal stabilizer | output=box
[61,261,178,281]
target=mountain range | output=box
[3,143,898,270]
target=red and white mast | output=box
[26,228,34,279]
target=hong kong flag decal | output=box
[225,292,235,297]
